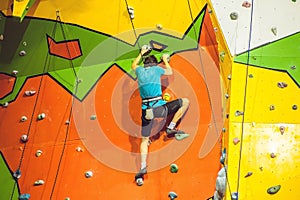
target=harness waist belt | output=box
[142,96,162,103]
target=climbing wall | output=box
[0,1,226,199]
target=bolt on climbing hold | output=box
[233,137,240,145]
[170,163,178,173]
[222,128,226,132]
[267,185,281,194]
[292,0,297,2]
[208,9,212,14]
[277,82,287,88]
[292,105,298,110]
[2,102,9,107]
[35,150,42,157]
[141,45,152,56]
[127,6,134,19]
[65,198,70,200]
[230,12,238,20]
[13,169,21,179]
[19,194,30,200]
[34,180,45,185]
[76,146,84,152]
[90,115,97,120]
[20,116,27,122]
[231,192,239,200]
[291,65,296,70]
[248,74,253,78]
[156,24,163,30]
[270,152,276,158]
[219,51,225,62]
[227,74,231,80]
[23,41,27,46]
[242,1,251,8]
[235,110,244,116]
[0,34,3,41]
[271,27,277,36]
[244,172,253,178]
[279,126,285,134]
[269,105,275,111]
[19,50,26,56]
[20,134,28,143]
[25,90,36,96]
[220,148,226,164]
[12,70,18,75]
[168,191,178,200]
[214,27,218,32]
[65,120,70,124]
[85,171,93,178]
[225,94,229,98]
[37,113,46,120]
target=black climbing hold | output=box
[292,105,297,110]
[267,185,281,194]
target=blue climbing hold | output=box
[19,193,30,200]
[168,191,178,200]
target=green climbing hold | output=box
[170,164,178,173]
[175,133,189,141]
[267,185,281,194]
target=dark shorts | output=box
[141,99,183,137]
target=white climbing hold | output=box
[35,150,42,157]
[20,116,27,122]
[38,113,46,120]
[76,146,84,152]
[25,90,36,96]
[0,34,3,41]
[85,171,93,178]
[235,110,244,116]
[19,50,26,56]
[23,41,27,46]
[20,134,28,143]
[34,180,45,185]
[12,70,18,75]
[127,6,134,19]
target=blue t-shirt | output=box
[135,66,166,109]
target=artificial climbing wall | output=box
[211,0,300,199]
[0,1,225,200]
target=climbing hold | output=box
[127,6,134,19]
[136,177,143,186]
[248,74,253,78]
[292,0,297,2]
[170,163,178,173]
[270,152,276,158]
[0,34,3,41]
[222,128,226,132]
[34,180,45,185]
[23,41,27,46]
[168,191,178,200]
[65,197,70,200]
[220,148,226,164]
[141,45,152,56]
[291,65,296,70]
[37,113,46,120]
[19,50,26,56]
[219,51,225,62]
[292,105,297,110]
[85,171,93,178]
[35,150,43,157]
[230,12,238,20]
[235,110,244,116]
[90,115,97,120]
[231,192,239,200]
[2,102,9,107]
[25,90,36,96]
[279,126,285,134]
[156,24,163,30]
[76,79,82,83]
[20,134,28,143]
[269,105,275,111]
[163,93,171,102]
[225,94,229,98]
[227,74,231,80]
[76,146,84,152]
[271,27,277,36]
[244,172,253,178]
[65,120,70,124]
[259,166,263,171]
[277,82,287,88]
[267,185,281,194]
[19,194,30,200]
[233,137,240,145]
[214,27,218,32]
[242,1,251,8]
[12,70,18,75]
[208,9,213,14]
[20,116,28,122]
[13,169,21,179]
[175,133,189,141]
